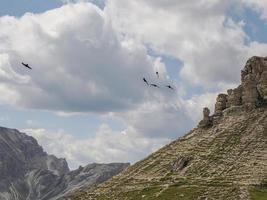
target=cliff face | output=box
[200,56,267,128]
[69,56,267,200]
[0,127,129,200]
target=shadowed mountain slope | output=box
[0,127,129,200]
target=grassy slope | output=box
[70,107,267,200]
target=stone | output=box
[242,73,259,109]
[241,56,267,108]
[198,107,213,128]
[202,56,267,123]
[226,86,242,107]
[214,94,228,116]
[172,156,192,172]
[257,70,267,102]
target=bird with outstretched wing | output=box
[166,85,175,90]
[143,78,149,85]
[21,62,32,70]
[150,83,160,88]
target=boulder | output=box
[172,156,192,172]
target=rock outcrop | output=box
[0,127,129,200]
[226,86,242,107]
[198,107,213,128]
[69,56,267,200]
[214,94,228,116]
[206,56,267,127]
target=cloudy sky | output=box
[0,0,267,169]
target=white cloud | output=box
[22,88,221,169]
[62,0,106,7]
[23,126,170,169]
[116,101,194,139]
[105,0,267,88]
[2,0,267,167]
[1,1,266,115]
[25,119,40,127]
[0,84,19,105]
[0,2,169,113]
[0,1,202,167]
[181,92,218,122]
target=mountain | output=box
[0,127,129,200]
[69,56,267,200]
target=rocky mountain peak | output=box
[0,127,69,178]
[199,56,267,128]
[0,127,129,200]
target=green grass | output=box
[114,185,202,200]
[91,181,203,200]
[155,185,201,200]
[250,181,267,200]
[250,189,267,200]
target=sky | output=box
[0,0,267,169]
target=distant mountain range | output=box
[0,127,129,200]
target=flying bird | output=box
[150,84,160,88]
[156,71,159,78]
[166,85,175,90]
[143,78,149,85]
[21,62,32,70]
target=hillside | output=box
[0,127,129,200]
[69,56,267,200]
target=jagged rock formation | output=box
[0,127,129,200]
[217,56,267,111]
[227,86,242,107]
[69,56,267,200]
[198,107,213,128]
[206,56,267,127]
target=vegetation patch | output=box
[250,181,267,200]
[250,189,267,200]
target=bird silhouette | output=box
[143,78,149,85]
[156,71,159,78]
[150,84,160,88]
[166,85,174,90]
[21,62,32,70]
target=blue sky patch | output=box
[0,0,63,17]
[228,6,267,43]
[0,105,122,139]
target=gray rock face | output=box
[198,107,213,128]
[0,127,129,200]
[214,94,228,116]
[201,56,267,127]
[226,86,242,107]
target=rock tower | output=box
[199,56,267,128]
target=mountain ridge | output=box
[0,126,129,200]
[69,56,267,200]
